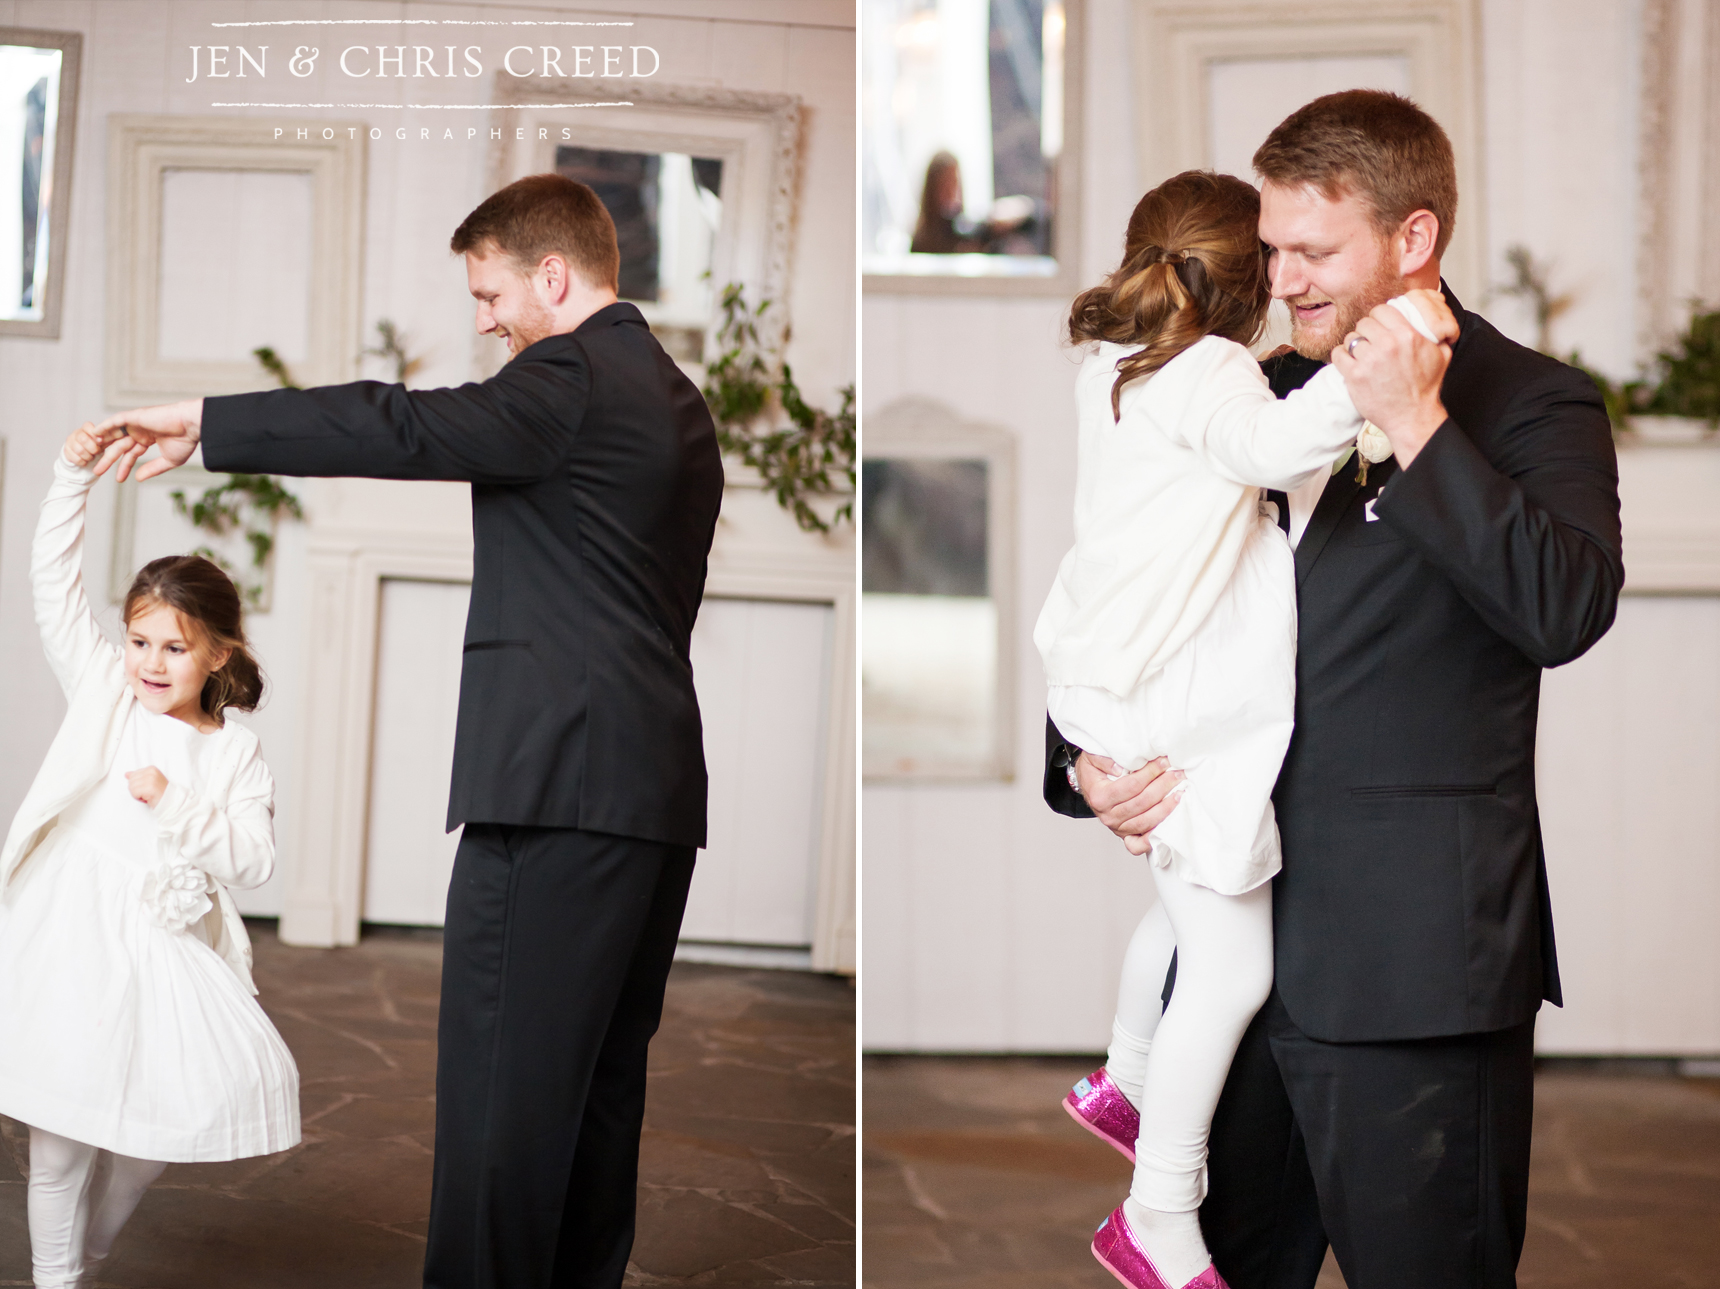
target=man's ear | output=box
[536,253,570,305]
[1397,210,1439,277]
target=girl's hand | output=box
[127,767,169,807]
[62,423,104,468]
[1399,288,1459,344]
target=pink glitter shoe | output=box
[1091,1205,1230,1289]
[1063,1067,1139,1162]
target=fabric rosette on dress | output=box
[140,858,213,934]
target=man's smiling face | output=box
[465,245,555,357]
[1259,179,1405,362]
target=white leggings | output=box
[1110,867,1274,1212]
[27,1125,166,1289]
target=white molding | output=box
[487,80,802,353]
[1129,0,1485,304]
[862,396,1019,784]
[1634,0,1720,356]
[105,115,365,406]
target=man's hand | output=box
[91,398,206,481]
[126,766,169,807]
[1076,753,1185,856]
[1331,298,1453,469]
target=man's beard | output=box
[1286,257,1405,361]
[500,296,556,357]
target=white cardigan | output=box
[1035,335,1365,697]
[0,456,274,994]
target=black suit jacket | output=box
[203,302,724,849]
[1045,287,1623,1042]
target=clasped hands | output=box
[67,399,206,481]
[1329,287,1459,469]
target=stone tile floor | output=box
[0,923,855,1287]
[863,1055,1720,1289]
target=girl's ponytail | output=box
[1068,171,1273,419]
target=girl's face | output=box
[123,601,229,726]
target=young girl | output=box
[0,424,300,1288]
[1034,171,1448,1289]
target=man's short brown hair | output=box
[450,173,621,290]
[1252,89,1458,258]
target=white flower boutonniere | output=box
[1354,421,1393,485]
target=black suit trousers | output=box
[1202,991,1535,1289]
[423,824,696,1289]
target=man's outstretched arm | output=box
[96,347,590,486]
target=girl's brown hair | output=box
[1069,170,1273,419]
[122,555,265,720]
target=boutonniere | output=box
[1353,421,1393,485]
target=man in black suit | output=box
[96,174,724,1289]
[1045,92,1622,1287]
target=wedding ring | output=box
[1345,334,1367,357]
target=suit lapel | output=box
[1296,458,1398,587]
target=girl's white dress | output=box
[0,455,300,1163]
[1036,319,1425,895]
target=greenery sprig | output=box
[165,345,310,607]
[1494,244,1720,433]
[1571,309,1720,433]
[701,283,855,534]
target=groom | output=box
[96,174,724,1289]
[1045,92,1622,1287]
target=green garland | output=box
[701,284,855,534]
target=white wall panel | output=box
[363,579,468,927]
[156,169,313,364]
[684,597,834,948]
[1537,600,1720,1054]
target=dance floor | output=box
[0,924,855,1288]
[864,1054,1720,1288]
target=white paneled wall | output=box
[862,0,1687,1052]
[1537,597,1720,1054]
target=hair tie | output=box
[1144,246,1187,267]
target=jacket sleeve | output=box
[1375,369,1623,668]
[1178,349,1363,491]
[200,345,591,484]
[1043,714,1096,819]
[152,737,276,890]
[33,454,119,698]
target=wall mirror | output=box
[490,80,802,371]
[863,398,1015,780]
[0,28,79,338]
[862,0,1081,294]
[554,144,723,363]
